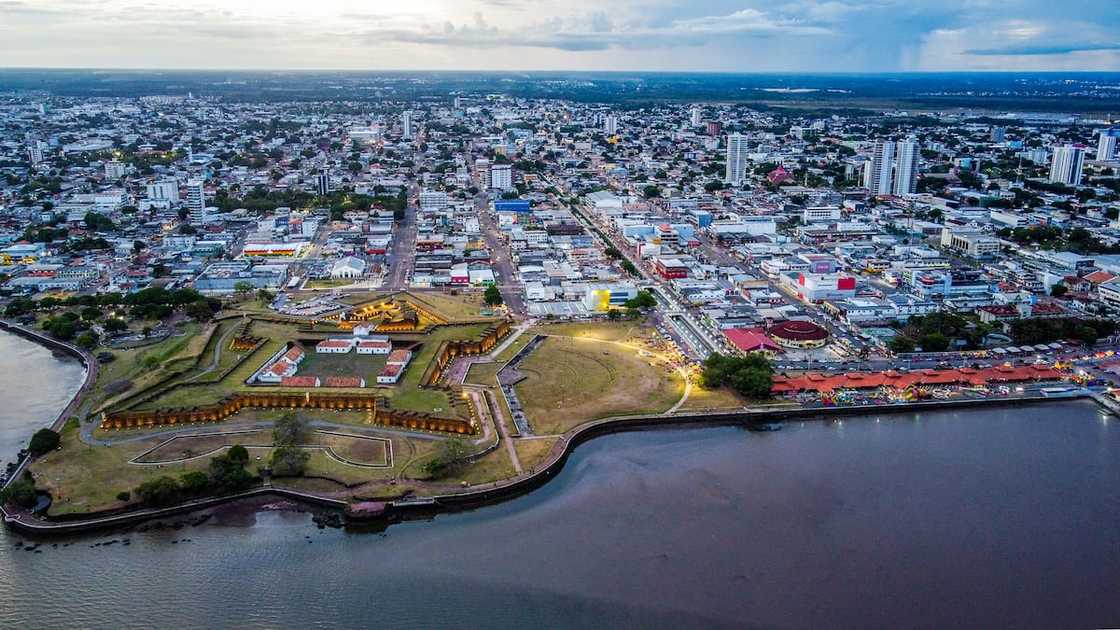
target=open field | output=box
[132,429,391,467]
[82,322,205,415]
[514,334,684,435]
[530,321,643,343]
[464,362,502,386]
[298,350,389,385]
[29,424,218,516]
[513,437,559,473]
[678,384,747,411]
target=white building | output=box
[490,163,513,191]
[331,256,366,279]
[1049,144,1085,186]
[419,190,448,211]
[690,106,702,127]
[725,134,749,186]
[104,160,127,180]
[27,140,44,165]
[863,141,895,195]
[604,114,618,136]
[1097,130,1119,161]
[185,179,205,214]
[893,138,919,195]
[146,179,179,203]
[316,338,356,354]
[402,110,413,140]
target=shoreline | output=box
[2,366,1100,535]
[2,321,1112,537]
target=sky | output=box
[1,0,1118,72]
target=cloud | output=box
[965,42,1120,56]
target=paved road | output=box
[475,192,526,315]
[383,200,417,290]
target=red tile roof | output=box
[772,365,1065,394]
[723,328,781,353]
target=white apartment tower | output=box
[402,110,413,140]
[105,160,126,180]
[603,114,618,136]
[146,179,179,203]
[725,134,749,186]
[1097,129,1119,161]
[475,158,491,189]
[1049,145,1085,186]
[863,141,896,195]
[27,141,44,166]
[316,171,330,196]
[490,163,513,191]
[185,179,205,213]
[690,106,702,127]
[892,138,919,195]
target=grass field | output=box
[678,384,747,411]
[514,334,684,435]
[29,424,217,516]
[298,351,389,384]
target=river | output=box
[1,329,1119,629]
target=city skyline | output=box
[2,0,1119,72]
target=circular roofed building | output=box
[767,320,830,350]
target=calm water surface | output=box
[1,329,1119,629]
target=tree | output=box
[135,475,182,507]
[233,281,254,297]
[0,472,37,508]
[103,318,128,334]
[422,437,471,479]
[484,285,503,307]
[606,308,621,321]
[75,331,98,349]
[256,288,275,304]
[28,428,61,456]
[700,353,773,399]
[624,290,656,310]
[208,447,253,493]
[184,301,214,322]
[1050,284,1069,298]
[889,336,916,354]
[179,471,210,496]
[80,306,102,321]
[918,332,950,352]
[270,446,310,477]
[643,184,661,198]
[272,413,309,447]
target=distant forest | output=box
[3,70,1120,113]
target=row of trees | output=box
[134,445,256,507]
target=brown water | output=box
[1,330,1119,629]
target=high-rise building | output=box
[706,121,722,137]
[490,163,513,191]
[185,179,205,214]
[863,141,896,195]
[690,107,702,127]
[27,141,44,166]
[146,179,179,203]
[990,127,1006,143]
[892,138,919,196]
[402,110,413,140]
[1049,144,1086,186]
[474,158,491,189]
[725,134,749,186]
[1096,129,1120,161]
[604,114,618,136]
[105,160,126,180]
[316,171,330,196]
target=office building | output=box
[316,171,330,196]
[725,134,749,186]
[1049,144,1085,186]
